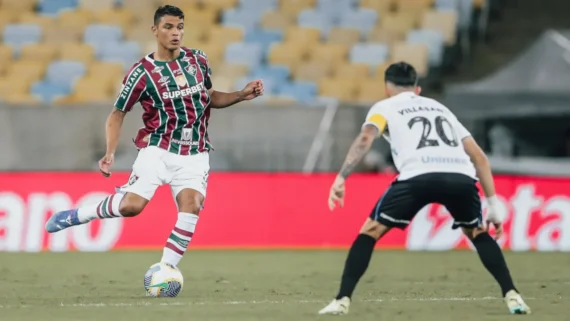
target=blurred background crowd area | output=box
[0,0,569,177]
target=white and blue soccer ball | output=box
[144,262,184,297]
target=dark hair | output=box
[154,5,184,26]
[384,62,418,87]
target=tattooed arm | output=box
[337,125,380,179]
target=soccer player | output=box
[45,5,264,268]
[318,62,531,315]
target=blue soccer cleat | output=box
[45,209,83,233]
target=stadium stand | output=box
[0,0,486,105]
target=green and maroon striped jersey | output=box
[114,47,213,155]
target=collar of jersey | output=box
[145,49,187,65]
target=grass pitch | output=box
[0,250,567,321]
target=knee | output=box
[359,219,390,240]
[177,193,203,215]
[462,227,485,241]
[119,194,147,217]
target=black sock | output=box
[471,232,518,296]
[336,234,377,300]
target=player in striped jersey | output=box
[45,5,264,268]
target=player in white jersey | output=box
[318,62,531,316]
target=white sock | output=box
[161,212,199,267]
[77,193,125,223]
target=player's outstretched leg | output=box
[45,192,146,233]
[318,219,390,315]
[464,228,531,314]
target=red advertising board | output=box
[0,172,569,252]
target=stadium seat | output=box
[224,42,263,68]
[183,7,218,28]
[327,28,361,46]
[158,0,200,8]
[406,29,445,66]
[396,0,433,18]
[93,9,136,30]
[367,28,406,44]
[84,24,123,47]
[3,24,42,48]
[18,13,56,29]
[1,0,37,11]
[239,0,278,13]
[31,81,70,103]
[318,78,357,102]
[99,41,142,67]
[57,10,94,31]
[5,61,47,82]
[207,26,244,45]
[193,43,225,66]
[78,0,115,11]
[284,26,321,44]
[267,42,307,68]
[58,43,96,64]
[245,29,284,50]
[125,24,157,44]
[70,76,114,103]
[360,0,393,13]
[43,27,83,44]
[250,65,290,84]
[316,0,356,21]
[261,11,294,30]
[212,63,248,79]
[332,63,370,80]
[391,42,429,76]
[308,43,349,66]
[279,0,316,17]
[349,43,389,66]
[435,0,473,28]
[292,62,331,82]
[2,93,41,105]
[87,62,124,82]
[0,45,14,68]
[338,9,378,35]
[380,13,418,35]
[297,9,333,36]
[19,44,58,63]
[210,76,236,92]
[275,80,317,102]
[372,63,391,80]
[234,76,276,94]
[204,0,238,11]
[422,10,459,45]
[120,0,157,20]
[222,8,259,31]
[0,11,18,33]
[45,61,86,87]
[356,79,388,103]
[0,77,32,98]
[38,0,79,15]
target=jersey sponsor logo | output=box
[152,66,164,74]
[421,156,468,165]
[162,82,205,99]
[158,76,170,88]
[175,74,188,87]
[172,128,199,146]
[120,67,143,100]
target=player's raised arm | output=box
[208,80,264,108]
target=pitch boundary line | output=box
[0,296,537,309]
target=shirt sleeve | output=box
[114,63,146,112]
[362,101,388,135]
[194,50,213,90]
[449,114,472,140]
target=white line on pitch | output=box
[0,296,531,309]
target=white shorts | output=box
[118,146,210,200]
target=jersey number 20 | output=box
[408,116,459,150]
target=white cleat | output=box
[318,297,351,315]
[504,290,532,315]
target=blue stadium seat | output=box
[84,24,123,46]
[298,9,333,36]
[244,29,284,54]
[224,43,263,69]
[435,0,473,29]
[349,43,389,66]
[276,81,317,103]
[3,24,42,48]
[239,0,278,13]
[250,65,290,83]
[316,0,356,21]
[45,61,86,87]
[339,9,378,35]
[38,0,79,15]
[99,41,141,66]
[31,81,70,103]
[234,76,276,94]
[406,29,445,66]
[222,9,260,32]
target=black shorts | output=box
[370,172,483,230]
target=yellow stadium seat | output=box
[391,42,429,77]
[93,9,135,30]
[356,79,387,103]
[473,0,485,8]
[1,0,36,11]
[267,43,307,68]
[207,26,244,45]
[307,43,349,66]
[3,93,41,105]
[367,28,406,44]
[159,0,200,7]
[372,62,391,80]
[210,76,236,92]
[87,62,125,82]
[0,77,32,98]
[17,13,56,29]
[211,63,248,79]
[71,76,114,103]
[125,23,155,44]
[78,0,115,11]
[279,0,316,17]
[57,10,94,30]
[318,78,358,102]
[19,44,58,62]
[192,43,225,66]
[360,0,393,13]
[292,62,331,82]
[422,10,458,45]
[58,43,96,64]
[184,27,208,44]
[261,11,294,30]
[182,7,218,27]
[380,13,418,34]
[0,10,19,32]
[5,61,46,82]
[42,27,83,44]
[284,26,321,44]
[396,0,433,21]
[327,28,361,46]
[265,95,298,105]
[332,63,370,80]
[203,0,237,11]
[121,0,157,21]
[0,46,13,75]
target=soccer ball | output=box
[144,262,184,297]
